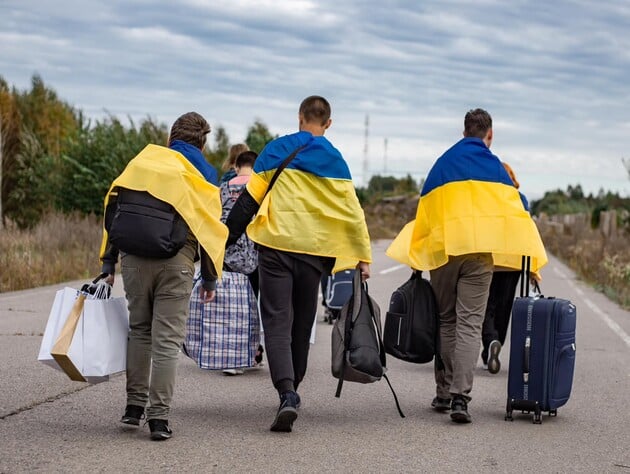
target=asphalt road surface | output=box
[1,240,629,473]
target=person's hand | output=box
[357,261,371,281]
[104,274,115,286]
[199,286,216,304]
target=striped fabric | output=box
[184,271,260,370]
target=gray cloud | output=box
[1,0,629,198]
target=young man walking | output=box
[225,96,372,432]
[387,108,547,423]
[100,112,227,440]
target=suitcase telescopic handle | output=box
[523,336,531,383]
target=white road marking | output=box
[553,266,567,278]
[562,269,630,349]
[379,264,406,275]
[581,296,630,348]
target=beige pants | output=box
[430,253,493,402]
[121,248,194,420]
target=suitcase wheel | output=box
[505,398,514,421]
[533,406,542,424]
[549,409,557,417]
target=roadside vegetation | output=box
[1,75,629,310]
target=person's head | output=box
[235,150,258,176]
[463,108,493,147]
[222,143,249,172]
[168,112,211,150]
[299,95,332,136]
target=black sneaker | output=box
[431,396,452,412]
[148,419,172,441]
[255,345,265,365]
[487,340,502,374]
[270,391,299,432]
[450,397,472,423]
[120,405,144,426]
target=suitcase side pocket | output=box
[550,342,576,406]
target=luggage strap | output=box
[335,282,405,418]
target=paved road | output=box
[1,240,629,473]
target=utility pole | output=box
[383,137,388,174]
[362,114,369,187]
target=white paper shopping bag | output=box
[38,287,82,370]
[38,284,129,383]
[81,297,129,377]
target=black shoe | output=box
[431,396,452,412]
[450,397,472,423]
[255,345,265,365]
[270,391,299,432]
[148,419,172,441]
[487,340,502,374]
[480,349,488,366]
[120,405,144,426]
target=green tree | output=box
[205,124,230,172]
[1,75,80,227]
[245,119,277,154]
[0,77,22,228]
[58,115,168,215]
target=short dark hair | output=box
[168,112,211,149]
[299,95,331,126]
[235,150,258,169]
[464,108,492,139]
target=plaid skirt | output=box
[184,271,260,370]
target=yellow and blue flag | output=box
[246,131,371,273]
[99,144,228,275]
[386,138,547,272]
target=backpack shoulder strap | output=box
[365,282,405,418]
[263,145,306,200]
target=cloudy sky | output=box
[1,0,629,199]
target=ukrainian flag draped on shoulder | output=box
[99,144,228,276]
[246,131,371,273]
[386,138,547,273]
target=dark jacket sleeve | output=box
[224,189,260,247]
[100,192,119,275]
[200,248,218,291]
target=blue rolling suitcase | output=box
[505,257,577,424]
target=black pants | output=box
[258,247,332,394]
[481,271,521,359]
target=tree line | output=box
[1,74,627,231]
[0,75,277,229]
[531,185,630,229]
[0,74,422,229]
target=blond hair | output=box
[222,143,249,171]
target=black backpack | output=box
[107,188,189,259]
[384,271,442,365]
[331,271,404,417]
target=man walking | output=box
[387,108,547,423]
[100,112,227,440]
[225,96,372,432]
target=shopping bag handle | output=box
[92,273,109,284]
[81,273,112,298]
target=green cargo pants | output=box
[121,245,195,420]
